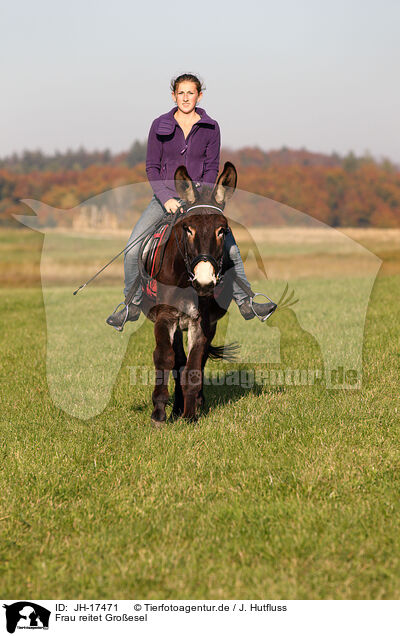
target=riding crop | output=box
[72,206,184,296]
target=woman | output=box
[107,73,273,330]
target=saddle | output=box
[138,220,173,302]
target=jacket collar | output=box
[156,107,216,135]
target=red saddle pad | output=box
[141,223,169,301]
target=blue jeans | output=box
[124,196,250,306]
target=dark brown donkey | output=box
[140,162,239,426]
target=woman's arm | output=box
[202,122,221,186]
[145,120,173,206]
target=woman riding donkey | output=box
[107,73,274,330]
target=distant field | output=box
[1,226,399,286]
[0,226,399,599]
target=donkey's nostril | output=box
[193,280,215,296]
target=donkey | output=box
[140,162,239,425]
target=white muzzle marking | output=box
[193,261,216,286]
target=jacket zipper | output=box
[179,123,199,161]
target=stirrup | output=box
[110,301,129,332]
[250,293,276,322]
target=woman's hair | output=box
[170,73,205,94]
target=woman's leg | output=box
[123,196,166,303]
[106,197,167,330]
[224,230,251,306]
[223,230,277,321]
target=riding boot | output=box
[239,297,277,321]
[106,301,141,331]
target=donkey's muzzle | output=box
[192,279,216,296]
[191,259,217,296]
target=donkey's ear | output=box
[174,166,199,205]
[212,162,237,205]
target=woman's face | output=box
[173,81,202,114]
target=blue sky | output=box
[1,0,399,161]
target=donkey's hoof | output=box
[151,417,167,429]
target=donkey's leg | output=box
[181,320,208,420]
[196,367,205,410]
[196,323,216,411]
[172,328,186,418]
[151,314,176,426]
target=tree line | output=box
[0,143,399,227]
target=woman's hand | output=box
[164,198,182,214]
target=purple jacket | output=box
[146,107,220,205]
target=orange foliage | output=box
[1,149,399,228]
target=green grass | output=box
[0,230,399,599]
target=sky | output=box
[1,0,399,161]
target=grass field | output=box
[0,227,399,599]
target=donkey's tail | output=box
[208,342,240,362]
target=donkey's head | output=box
[174,162,237,296]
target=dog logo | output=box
[3,602,51,633]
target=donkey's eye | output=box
[218,227,227,237]
[183,225,193,236]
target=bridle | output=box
[174,203,227,286]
